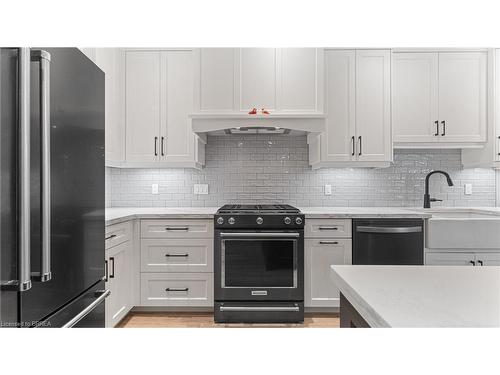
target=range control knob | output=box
[228,217,236,225]
[216,217,224,225]
[256,217,264,225]
[284,217,292,225]
[295,217,303,225]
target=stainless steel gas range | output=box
[214,204,305,323]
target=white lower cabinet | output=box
[139,219,214,308]
[141,273,213,307]
[425,251,500,266]
[105,225,133,327]
[305,239,352,308]
[304,219,352,309]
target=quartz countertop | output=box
[105,206,500,225]
[330,265,500,327]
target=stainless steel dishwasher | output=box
[352,219,424,265]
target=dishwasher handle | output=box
[356,226,422,234]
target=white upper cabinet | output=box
[355,50,392,162]
[311,49,392,168]
[195,48,236,112]
[238,48,277,111]
[194,48,324,115]
[279,48,324,113]
[161,50,195,163]
[94,48,125,166]
[393,51,487,147]
[321,50,355,162]
[124,49,204,169]
[438,52,487,143]
[125,50,161,163]
[393,53,439,143]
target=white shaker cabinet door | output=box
[305,239,352,308]
[279,48,323,113]
[125,50,161,163]
[237,48,277,112]
[438,52,487,143]
[393,53,439,143]
[195,48,236,112]
[105,241,132,327]
[355,50,392,162]
[425,252,476,266]
[321,50,356,162]
[474,252,500,266]
[161,50,194,163]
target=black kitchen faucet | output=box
[423,170,454,208]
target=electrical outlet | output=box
[151,184,159,195]
[324,185,332,196]
[194,184,209,195]
[464,183,472,195]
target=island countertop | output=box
[330,265,500,328]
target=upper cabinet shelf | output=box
[193,48,324,115]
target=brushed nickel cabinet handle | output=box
[165,253,189,257]
[441,120,446,136]
[319,241,339,245]
[105,234,117,241]
[165,227,189,231]
[434,120,439,136]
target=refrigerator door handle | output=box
[31,50,52,282]
[62,289,110,328]
[19,48,32,291]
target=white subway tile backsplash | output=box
[105,135,496,208]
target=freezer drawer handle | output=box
[165,253,189,257]
[220,232,300,238]
[356,226,422,234]
[219,306,300,312]
[166,287,189,292]
[165,227,189,231]
[62,289,110,328]
[30,49,52,283]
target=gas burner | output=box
[217,204,300,214]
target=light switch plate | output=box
[324,185,332,196]
[194,184,209,195]
[152,184,159,195]
[464,183,472,195]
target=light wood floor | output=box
[117,312,340,328]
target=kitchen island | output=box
[330,265,500,327]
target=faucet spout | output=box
[423,170,454,208]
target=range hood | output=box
[190,113,325,137]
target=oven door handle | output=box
[220,232,300,238]
[219,306,300,312]
[356,226,422,234]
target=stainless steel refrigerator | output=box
[0,47,107,328]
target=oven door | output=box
[214,230,304,301]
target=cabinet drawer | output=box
[141,239,213,272]
[305,219,351,238]
[140,273,213,307]
[105,221,132,249]
[141,219,213,239]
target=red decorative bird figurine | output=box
[261,108,270,115]
[248,108,257,115]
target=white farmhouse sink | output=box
[409,208,500,249]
